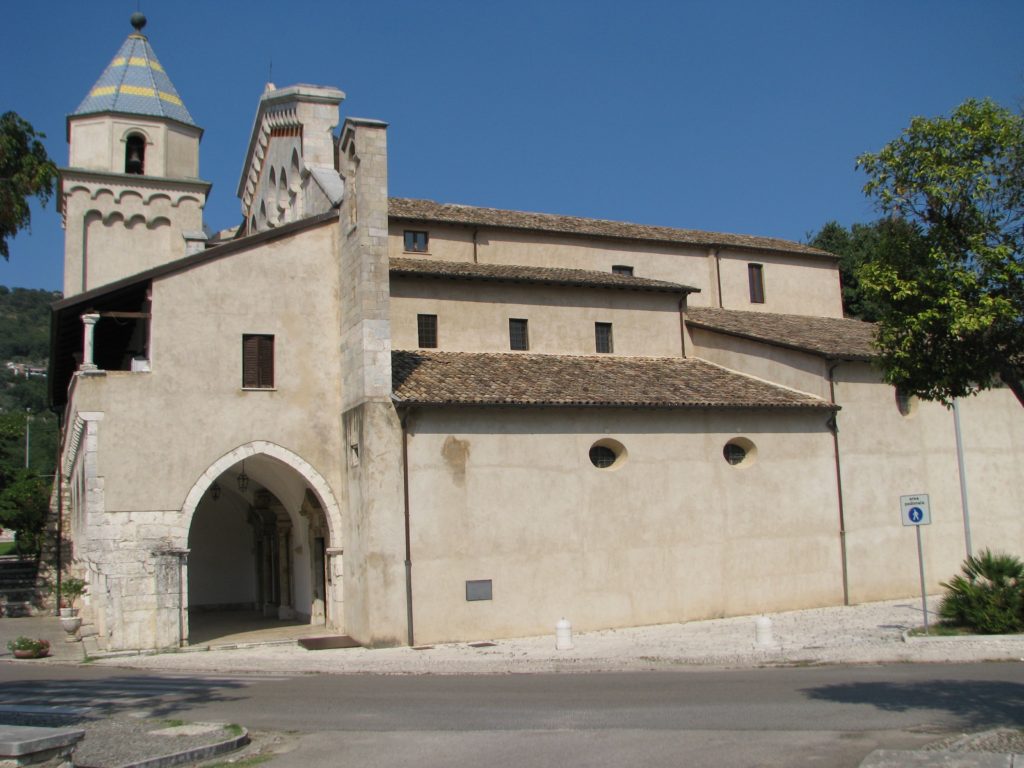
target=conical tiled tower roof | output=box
[73,14,195,127]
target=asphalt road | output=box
[1,661,1021,767]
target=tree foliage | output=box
[0,112,57,260]
[808,219,929,322]
[0,411,55,557]
[0,286,59,555]
[855,98,1024,405]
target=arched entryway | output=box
[181,443,342,646]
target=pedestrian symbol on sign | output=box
[900,495,931,527]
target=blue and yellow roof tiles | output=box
[73,22,196,127]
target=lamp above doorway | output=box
[237,461,249,493]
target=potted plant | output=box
[7,636,50,659]
[59,576,87,617]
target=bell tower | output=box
[60,13,211,297]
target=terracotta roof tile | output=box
[389,198,835,259]
[686,308,877,361]
[392,350,833,410]
[390,257,696,293]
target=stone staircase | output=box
[0,555,44,617]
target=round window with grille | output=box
[723,437,757,467]
[589,439,627,470]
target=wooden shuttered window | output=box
[748,264,765,304]
[242,334,274,388]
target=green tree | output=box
[0,112,57,260]
[0,412,53,557]
[855,98,1024,406]
[808,219,929,322]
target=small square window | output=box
[611,265,634,276]
[417,314,438,348]
[748,264,765,304]
[595,322,613,354]
[404,230,429,253]
[509,318,529,351]
[242,334,274,389]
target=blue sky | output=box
[2,1,1022,291]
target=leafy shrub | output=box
[938,549,1024,634]
[59,576,87,608]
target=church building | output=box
[49,16,1024,652]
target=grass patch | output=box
[0,542,17,556]
[202,756,270,768]
[909,623,992,637]
[162,718,186,728]
[225,724,244,737]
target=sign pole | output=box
[900,494,932,635]
[916,525,928,634]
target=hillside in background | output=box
[0,286,60,415]
[0,287,60,553]
[0,286,60,363]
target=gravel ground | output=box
[91,597,1024,676]
[923,728,1024,754]
[0,710,242,768]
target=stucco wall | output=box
[834,364,1024,603]
[404,407,843,645]
[715,251,842,317]
[71,223,343,516]
[686,326,830,400]
[69,116,200,178]
[679,329,1024,606]
[391,278,684,356]
[187,494,256,608]
[387,224,843,317]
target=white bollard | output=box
[555,617,574,650]
[755,615,775,648]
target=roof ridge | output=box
[388,197,835,259]
[388,256,697,293]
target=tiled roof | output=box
[392,350,833,410]
[686,308,877,361]
[74,26,195,126]
[388,198,834,259]
[390,257,696,294]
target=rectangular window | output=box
[242,334,274,389]
[403,230,429,253]
[748,263,765,304]
[509,318,529,351]
[611,265,634,276]
[595,322,613,354]
[417,313,438,348]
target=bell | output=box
[126,145,144,174]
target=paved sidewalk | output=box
[0,614,86,664]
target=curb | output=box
[94,726,250,768]
[859,748,1015,767]
[902,628,1024,646]
[85,638,299,660]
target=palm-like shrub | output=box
[938,549,1024,634]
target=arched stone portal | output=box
[181,443,342,645]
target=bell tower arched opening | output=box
[125,133,146,174]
